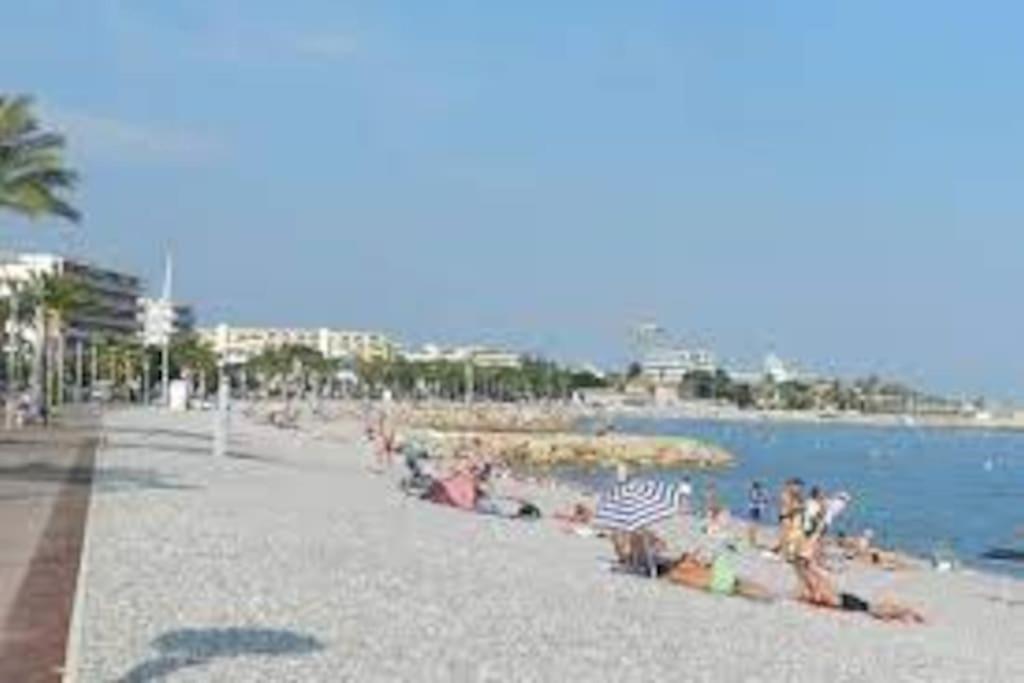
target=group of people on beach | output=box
[605,476,924,623]
[364,409,924,624]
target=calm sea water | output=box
[556,417,1024,577]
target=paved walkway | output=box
[0,410,99,682]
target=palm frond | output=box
[0,94,80,224]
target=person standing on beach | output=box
[704,481,730,537]
[822,491,851,533]
[678,475,694,515]
[803,487,826,535]
[374,410,397,472]
[775,478,805,558]
[747,481,769,547]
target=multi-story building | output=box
[640,347,717,385]
[400,344,523,369]
[197,325,394,365]
[0,252,143,345]
[138,297,196,346]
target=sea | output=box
[554,417,1024,578]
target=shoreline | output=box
[596,402,1024,433]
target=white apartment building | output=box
[198,325,395,365]
[0,252,143,344]
[400,343,523,369]
[640,347,717,385]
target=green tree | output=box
[170,333,217,395]
[0,95,79,222]
[30,272,90,412]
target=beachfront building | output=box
[640,346,717,385]
[400,343,523,369]
[198,324,395,365]
[0,252,144,345]
[138,297,195,346]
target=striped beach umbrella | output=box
[593,479,683,533]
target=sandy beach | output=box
[68,407,1024,682]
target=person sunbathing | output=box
[836,531,911,571]
[611,530,669,575]
[792,553,924,623]
[610,534,773,602]
[664,552,774,602]
[554,502,594,526]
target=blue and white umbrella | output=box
[594,479,683,533]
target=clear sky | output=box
[2,1,1023,400]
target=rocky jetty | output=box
[407,430,734,468]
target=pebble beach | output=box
[68,407,1024,682]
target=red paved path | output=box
[0,415,98,682]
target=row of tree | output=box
[238,345,607,402]
[2,94,82,420]
[674,368,954,414]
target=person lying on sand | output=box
[664,552,775,602]
[609,533,773,602]
[836,531,911,571]
[554,502,593,524]
[792,557,924,623]
[554,502,598,535]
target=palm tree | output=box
[169,333,217,398]
[2,95,80,424]
[1,280,36,426]
[31,272,90,413]
[0,95,80,222]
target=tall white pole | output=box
[161,249,173,407]
[161,341,170,406]
[213,358,228,457]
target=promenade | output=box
[0,410,98,682]
[68,408,1024,682]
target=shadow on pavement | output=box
[0,462,197,494]
[103,440,277,464]
[117,627,325,682]
[100,425,218,442]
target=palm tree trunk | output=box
[75,339,83,402]
[35,311,48,424]
[143,354,150,405]
[56,330,65,407]
[89,341,98,395]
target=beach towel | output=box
[426,471,478,510]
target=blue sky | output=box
[2,1,1023,399]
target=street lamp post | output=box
[213,355,229,457]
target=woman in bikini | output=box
[792,558,924,623]
[610,534,774,602]
[792,533,924,623]
[664,552,775,602]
